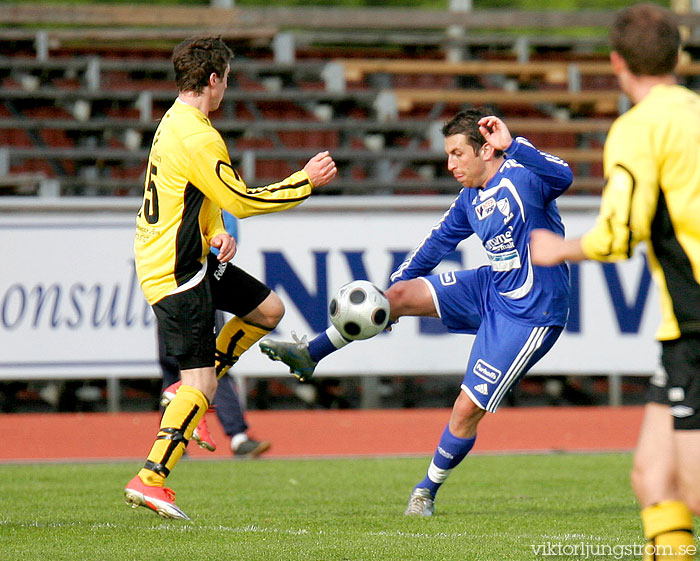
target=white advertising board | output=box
[0,197,660,379]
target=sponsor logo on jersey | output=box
[496,197,513,224]
[484,227,515,252]
[437,446,454,460]
[473,359,502,384]
[439,271,457,286]
[475,197,496,220]
[486,249,521,272]
[474,383,489,395]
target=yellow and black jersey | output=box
[134,100,314,304]
[581,84,700,340]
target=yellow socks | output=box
[641,500,695,561]
[138,385,209,487]
[215,317,271,378]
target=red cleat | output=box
[124,475,190,520]
[192,415,216,452]
[159,381,182,408]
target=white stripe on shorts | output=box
[486,326,549,413]
[419,276,442,319]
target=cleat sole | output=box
[195,440,216,452]
[124,489,190,521]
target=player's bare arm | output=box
[477,116,512,152]
[529,229,586,266]
[210,233,237,263]
[303,151,337,188]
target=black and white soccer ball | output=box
[329,280,390,341]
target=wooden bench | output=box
[0,173,47,195]
[0,87,378,108]
[0,55,325,77]
[0,116,614,135]
[340,58,700,90]
[391,88,624,114]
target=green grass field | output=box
[0,453,655,561]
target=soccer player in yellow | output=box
[124,36,336,519]
[530,5,699,560]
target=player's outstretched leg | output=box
[260,325,351,381]
[259,333,318,381]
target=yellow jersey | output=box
[135,100,314,304]
[581,84,700,340]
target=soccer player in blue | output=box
[260,107,572,515]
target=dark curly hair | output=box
[172,36,234,94]
[441,107,503,158]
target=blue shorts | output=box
[423,267,563,413]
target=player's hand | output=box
[210,233,237,263]
[304,151,337,188]
[529,229,567,266]
[478,116,512,152]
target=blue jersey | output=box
[390,137,572,327]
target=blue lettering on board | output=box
[264,251,329,333]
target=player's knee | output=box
[257,291,285,328]
[449,391,485,437]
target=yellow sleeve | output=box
[202,202,227,246]
[188,134,314,219]
[581,118,659,262]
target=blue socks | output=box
[308,332,336,362]
[416,425,476,498]
[307,326,351,363]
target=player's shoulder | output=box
[611,85,692,140]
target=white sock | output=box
[231,432,248,452]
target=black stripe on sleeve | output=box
[612,163,636,258]
[215,160,311,204]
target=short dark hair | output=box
[441,107,503,158]
[610,3,680,76]
[172,36,234,94]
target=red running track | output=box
[1,406,643,462]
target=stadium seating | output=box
[1,4,699,197]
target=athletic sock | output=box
[415,425,476,498]
[308,325,351,363]
[215,317,271,378]
[138,385,209,487]
[641,500,695,561]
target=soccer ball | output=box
[329,280,390,341]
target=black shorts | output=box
[645,334,700,430]
[153,253,271,371]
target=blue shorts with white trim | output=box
[423,267,564,413]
